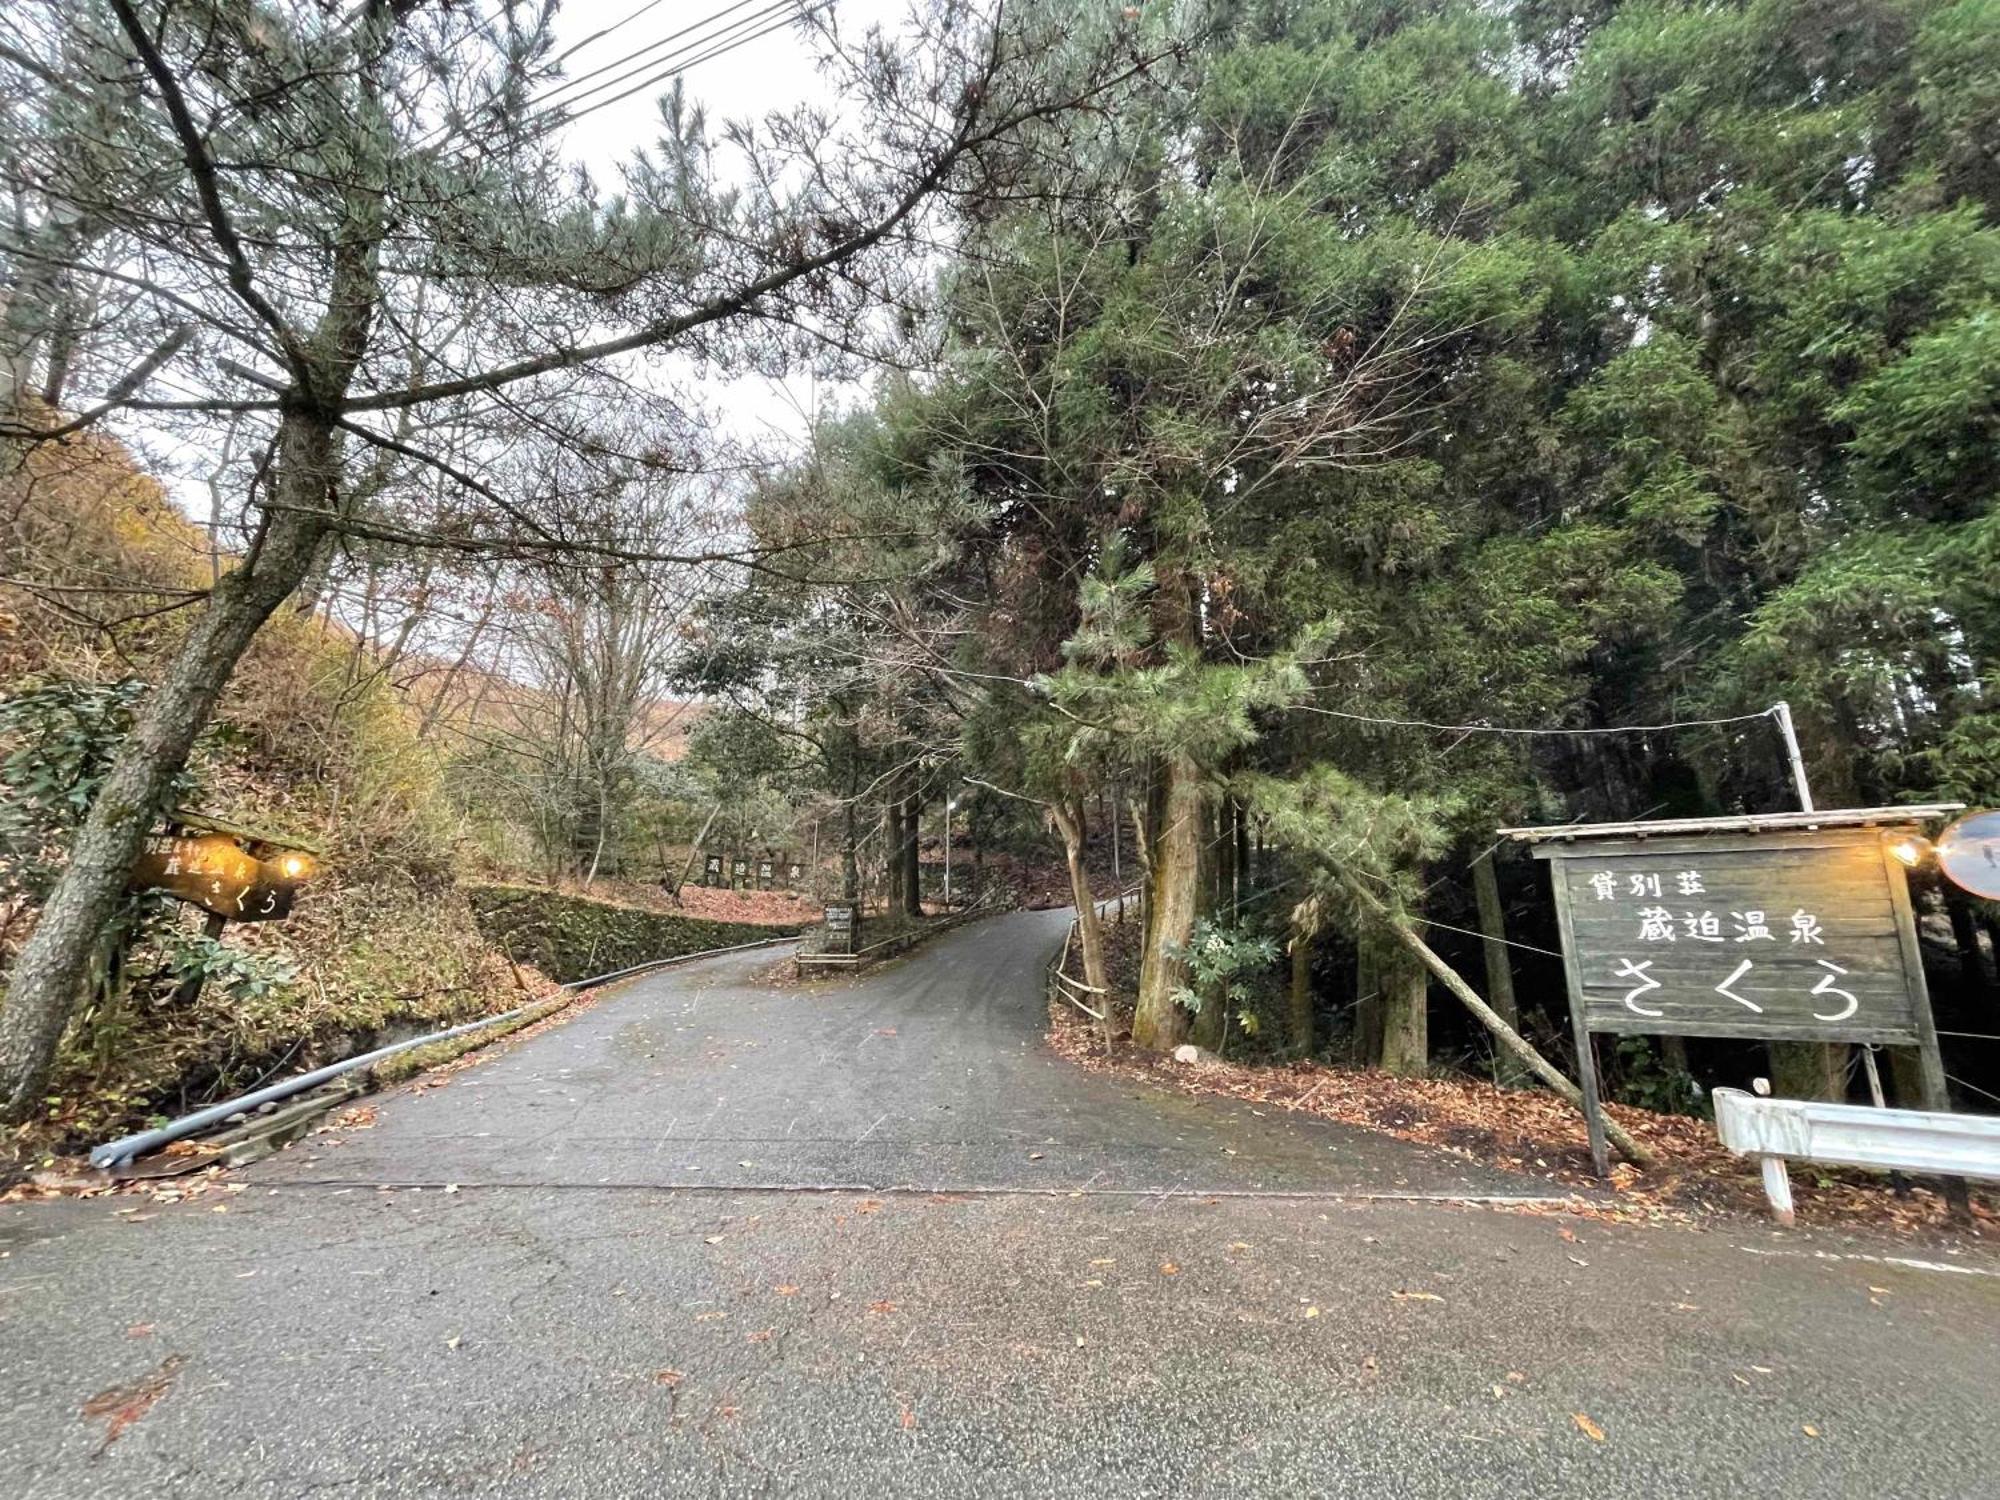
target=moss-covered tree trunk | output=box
[1378,932,1429,1077]
[1132,750,1201,1052]
[1354,935,1382,1065]
[1288,918,1315,1056]
[0,414,339,1120]
[1769,1040,1847,1101]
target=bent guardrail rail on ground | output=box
[1712,1085,2000,1224]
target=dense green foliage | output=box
[693,0,1998,1091]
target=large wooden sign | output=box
[1541,829,1930,1046]
[1506,806,1960,1177]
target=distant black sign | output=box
[1540,831,1929,1045]
[823,902,857,954]
[703,853,723,887]
[757,860,774,888]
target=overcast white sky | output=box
[543,0,910,451]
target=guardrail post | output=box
[1758,1156,1796,1226]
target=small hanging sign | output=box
[128,811,318,923]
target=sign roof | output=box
[1498,804,1961,844]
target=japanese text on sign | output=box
[1547,835,1925,1044]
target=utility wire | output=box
[533,0,778,111]
[1291,703,1780,737]
[524,1,824,132]
[551,0,681,66]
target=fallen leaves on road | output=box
[1572,1412,1606,1442]
[1390,1290,1444,1303]
[746,1329,774,1344]
[1803,1424,1822,1438]
[1046,1000,1993,1239]
[868,1300,898,1315]
[774,1285,800,1297]
[82,1354,184,1452]
[1158,1261,1180,1276]
[898,1403,918,1431]
[655,1369,685,1388]
[856,1199,883,1215]
[125,1324,154,1339]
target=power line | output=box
[534,0,776,110]
[551,0,682,67]
[1292,703,1779,737]
[525,1,822,132]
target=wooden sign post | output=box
[823,901,858,956]
[1503,806,1961,1177]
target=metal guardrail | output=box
[1713,1086,2000,1224]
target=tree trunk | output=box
[1132,751,1201,1052]
[841,794,859,902]
[1471,851,1527,1087]
[0,414,334,1120]
[1354,936,1382,1065]
[1946,893,1994,996]
[1769,1041,1848,1101]
[899,781,922,918]
[1050,796,1111,1042]
[1288,918,1315,1057]
[667,803,722,904]
[885,799,905,913]
[1377,935,1429,1077]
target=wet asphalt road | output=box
[4,909,1999,1497]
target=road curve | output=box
[257,907,1539,1199]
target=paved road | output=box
[4,910,1998,1497]
[257,908,1540,1198]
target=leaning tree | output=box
[0,0,1171,1118]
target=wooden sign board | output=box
[757,859,774,889]
[1538,829,1931,1046]
[823,902,857,955]
[703,853,723,887]
[731,857,749,888]
[1509,810,1956,1179]
[131,832,300,922]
